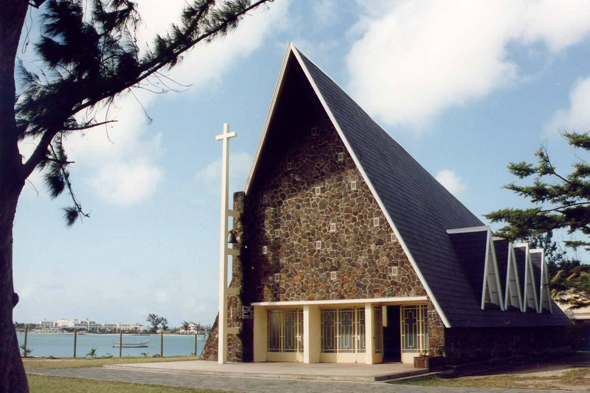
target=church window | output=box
[268,309,304,353]
[262,246,268,255]
[274,229,281,238]
[314,186,321,195]
[337,152,344,161]
[330,223,337,232]
[389,266,398,276]
[321,308,366,354]
[316,241,323,250]
[401,305,428,356]
[373,218,380,227]
[391,233,396,242]
[274,273,281,283]
[351,181,357,191]
[330,271,338,281]
[263,195,269,203]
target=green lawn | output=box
[391,352,590,391]
[24,356,199,370]
[28,374,226,393]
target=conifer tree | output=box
[486,131,590,310]
[0,1,273,391]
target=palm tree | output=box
[181,321,190,333]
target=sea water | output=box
[17,333,205,358]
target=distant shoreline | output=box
[16,332,207,337]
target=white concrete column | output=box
[253,306,267,362]
[303,305,320,363]
[216,123,237,364]
[365,303,375,365]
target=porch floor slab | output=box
[104,360,427,382]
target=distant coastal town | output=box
[14,318,211,335]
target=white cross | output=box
[216,123,237,364]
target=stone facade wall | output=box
[444,326,568,365]
[244,117,426,303]
[427,301,445,355]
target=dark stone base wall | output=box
[444,326,568,365]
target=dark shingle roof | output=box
[449,231,488,299]
[530,252,543,306]
[279,46,571,327]
[494,239,510,295]
[514,247,528,298]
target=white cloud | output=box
[435,169,467,195]
[195,152,253,190]
[156,290,170,305]
[347,0,590,131]
[59,1,289,206]
[545,76,590,136]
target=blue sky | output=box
[13,0,590,327]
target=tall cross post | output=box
[216,123,237,364]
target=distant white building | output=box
[56,318,73,328]
[39,318,55,328]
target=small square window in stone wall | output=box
[373,217,380,226]
[274,273,281,283]
[274,230,281,238]
[330,223,336,232]
[390,267,398,276]
[391,233,396,242]
[337,152,344,161]
[262,246,268,255]
[316,241,322,250]
[330,271,337,281]
[351,181,357,190]
[314,186,321,195]
[263,195,269,203]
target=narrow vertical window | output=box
[337,152,344,161]
[314,186,321,195]
[274,273,281,283]
[351,181,357,191]
[316,241,322,250]
[262,246,268,255]
[330,223,337,232]
[373,218,380,227]
[330,271,337,281]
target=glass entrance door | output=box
[401,305,427,363]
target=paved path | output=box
[29,368,567,393]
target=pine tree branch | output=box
[70,0,272,115]
[538,202,590,214]
[48,143,89,222]
[62,119,118,131]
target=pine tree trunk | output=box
[0,0,33,391]
[0,191,27,393]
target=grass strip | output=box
[24,356,199,370]
[28,374,227,393]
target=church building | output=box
[201,44,571,366]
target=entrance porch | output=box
[252,297,429,365]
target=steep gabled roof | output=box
[245,44,570,328]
